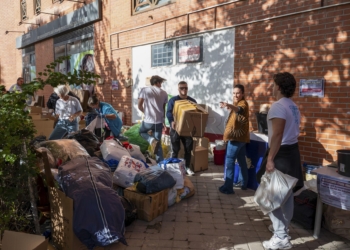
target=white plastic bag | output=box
[113,156,147,188]
[85,117,105,132]
[100,140,130,161]
[128,144,146,162]
[254,169,298,215]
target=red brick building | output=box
[0,0,349,165]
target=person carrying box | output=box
[166,81,197,176]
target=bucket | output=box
[337,149,350,177]
[213,147,226,165]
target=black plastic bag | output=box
[119,196,137,227]
[64,129,101,156]
[134,168,176,194]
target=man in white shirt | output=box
[8,77,24,93]
[138,75,168,162]
[258,72,304,250]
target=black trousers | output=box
[170,129,193,168]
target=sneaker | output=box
[233,182,242,187]
[150,138,160,155]
[186,168,195,176]
[262,234,292,250]
[268,225,291,240]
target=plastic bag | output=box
[158,158,186,189]
[100,139,130,162]
[39,139,90,164]
[64,129,101,156]
[123,124,149,153]
[134,168,176,194]
[254,169,298,215]
[113,156,148,188]
[123,142,146,162]
[168,187,178,207]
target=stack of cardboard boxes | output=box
[173,100,210,173]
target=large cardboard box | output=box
[1,230,48,250]
[191,146,209,172]
[173,100,208,137]
[124,187,168,222]
[32,119,55,138]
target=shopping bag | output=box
[113,156,148,188]
[254,169,298,215]
[158,158,186,189]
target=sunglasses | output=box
[179,87,188,90]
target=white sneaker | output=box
[263,234,292,250]
[186,168,195,176]
[268,225,291,240]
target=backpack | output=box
[292,190,318,229]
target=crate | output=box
[124,187,168,222]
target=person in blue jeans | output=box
[87,95,123,138]
[219,84,250,194]
[138,75,168,162]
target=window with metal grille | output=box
[21,0,27,20]
[52,0,63,3]
[34,0,41,15]
[151,42,174,67]
[132,0,174,14]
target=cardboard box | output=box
[32,119,55,139]
[29,106,42,114]
[1,230,48,250]
[178,137,209,167]
[124,187,168,222]
[30,113,42,120]
[191,146,209,172]
[173,100,208,137]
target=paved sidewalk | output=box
[109,163,350,250]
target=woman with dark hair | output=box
[219,84,250,194]
[258,72,303,249]
[88,95,123,138]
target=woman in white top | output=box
[48,85,82,140]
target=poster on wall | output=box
[299,78,325,97]
[111,80,119,90]
[176,37,203,63]
[68,50,95,73]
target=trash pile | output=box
[33,123,196,250]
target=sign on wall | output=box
[176,37,203,63]
[299,78,325,97]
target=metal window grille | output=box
[21,0,27,20]
[52,0,63,3]
[132,0,174,14]
[34,0,41,15]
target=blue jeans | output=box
[223,141,248,191]
[139,121,164,162]
[49,119,78,140]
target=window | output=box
[21,0,27,20]
[22,46,36,83]
[151,42,173,67]
[34,0,41,15]
[52,0,63,3]
[132,0,174,14]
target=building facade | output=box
[0,0,349,165]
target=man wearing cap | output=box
[166,81,197,176]
[138,75,168,162]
